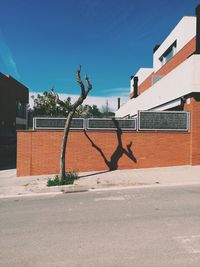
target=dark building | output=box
[0,72,29,169]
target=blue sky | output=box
[0,0,199,108]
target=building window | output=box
[159,41,177,66]
[16,101,26,118]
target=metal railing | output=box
[138,111,190,131]
[33,117,85,130]
[33,117,137,131]
[33,111,190,132]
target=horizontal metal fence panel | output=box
[34,118,84,129]
[33,114,189,132]
[87,118,137,130]
[138,111,190,131]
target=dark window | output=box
[159,41,177,66]
[16,101,26,118]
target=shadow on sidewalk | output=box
[79,170,110,178]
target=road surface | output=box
[1,185,200,266]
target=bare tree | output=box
[59,66,92,181]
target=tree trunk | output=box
[60,111,74,180]
[59,66,92,181]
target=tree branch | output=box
[76,65,86,97]
[72,66,93,110]
[85,74,92,94]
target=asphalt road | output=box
[1,185,200,266]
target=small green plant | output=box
[47,171,79,187]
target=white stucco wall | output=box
[153,16,196,72]
[130,68,153,93]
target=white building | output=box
[116,5,200,118]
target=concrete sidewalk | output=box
[0,165,200,198]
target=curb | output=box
[0,191,63,199]
[0,185,90,199]
[34,185,90,194]
[89,181,200,192]
[1,182,200,199]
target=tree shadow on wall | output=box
[84,120,137,171]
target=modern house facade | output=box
[116,6,200,118]
[0,72,29,168]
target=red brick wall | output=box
[17,130,190,176]
[185,93,200,165]
[17,95,200,177]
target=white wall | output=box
[116,55,200,118]
[153,16,196,72]
[130,68,153,93]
